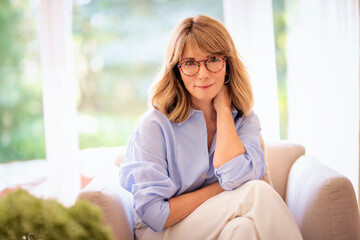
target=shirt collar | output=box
[177,108,198,126]
[177,105,239,126]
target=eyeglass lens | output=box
[180,57,224,76]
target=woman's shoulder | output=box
[136,107,173,135]
[236,110,261,128]
[139,107,171,125]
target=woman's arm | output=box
[164,181,224,228]
[212,86,265,190]
[213,86,245,168]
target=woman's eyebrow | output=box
[180,57,195,61]
[180,55,213,62]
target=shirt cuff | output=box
[214,154,263,191]
[138,199,170,232]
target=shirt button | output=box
[201,174,206,179]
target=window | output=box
[72,0,224,150]
[272,0,288,139]
[0,0,45,163]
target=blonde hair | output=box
[151,15,254,123]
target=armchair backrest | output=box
[265,142,305,200]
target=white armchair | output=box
[77,142,360,240]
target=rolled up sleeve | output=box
[119,123,177,232]
[214,112,265,190]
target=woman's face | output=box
[179,43,226,108]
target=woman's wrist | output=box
[208,181,224,193]
[215,105,232,114]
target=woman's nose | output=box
[197,62,209,79]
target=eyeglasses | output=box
[178,56,227,77]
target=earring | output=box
[224,74,230,85]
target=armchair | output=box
[77,142,360,240]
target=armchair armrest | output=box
[77,166,136,240]
[286,155,360,240]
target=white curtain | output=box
[40,0,80,205]
[223,0,280,142]
[286,0,359,196]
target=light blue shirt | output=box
[119,107,265,232]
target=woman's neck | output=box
[192,100,217,151]
[192,100,216,125]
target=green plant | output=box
[0,190,113,240]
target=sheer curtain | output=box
[40,0,80,205]
[286,0,360,196]
[223,0,280,141]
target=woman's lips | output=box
[196,84,213,89]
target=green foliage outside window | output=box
[273,0,289,139]
[0,0,45,163]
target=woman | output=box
[120,15,302,240]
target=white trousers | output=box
[135,180,303,240]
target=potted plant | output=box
[0,189,113,240]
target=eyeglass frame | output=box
[177,56,227,77]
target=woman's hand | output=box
[213,85,231,112]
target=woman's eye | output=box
[184,61,196,66]
[209,56,220,62]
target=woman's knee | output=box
[245,180,277,195]
[218,217,258,240]
[240,180,284,205]
[218,180,281,211]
